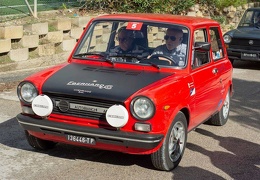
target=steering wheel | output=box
[148,54,177,65]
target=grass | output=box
[0,53,13,65]
[0,0,81,16]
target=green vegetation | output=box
[81,0,257,14]
[0,0,81,16]
[0,54,13,65]
[1,0,260,24]
[1,0,258,16]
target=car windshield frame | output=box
[73,19,190,69]
[238,9,260,27]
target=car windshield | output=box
[73,20,189,68]
[238,9,260,27]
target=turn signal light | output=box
[134,123,151,132]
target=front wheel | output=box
[25,131,57,150]
[151,112,187,171]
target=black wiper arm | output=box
[148,62,160,70]
[108,54,142,60]
[74,52,105,58]
[104,59,114,66]
[73,52,114,66]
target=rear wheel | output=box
[151,112,187,171]
[25,131,57,150]
[208,90,230,126]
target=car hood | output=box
[227,27,260,39]
[42,63,172,102]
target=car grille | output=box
[229,38,260,51]
[45,93,123,121]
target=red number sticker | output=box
[126,22,143,30]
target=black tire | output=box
[151,111,187,171]
[25,131,57,150]
[207,90,230,126]
[230,59,234,65]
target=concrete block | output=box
[9,48,29,61]
[156,32,165,40]
[151,27,158,34]
[93,25,103,36]
[0,39,11,53]
[102,33,110,43]
[90,36,96,47]
[24,22,48,35]
[38,43,55,56]
[72,16,91,28]
[149,40,163,47]
[20,35,39,48]
[70,27,84,39]
[99,43,107,52]
[187,11,196,17]
[52,18,71,31]
[148,34,154,41]
[46,31,63,43]
[0,26,23,39]
[102,23,112,34]
[62,38,76,51]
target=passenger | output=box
[151,28,187,66]
[109,26,148,62]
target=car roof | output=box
[246,7,260,11]
[94,13,219,28]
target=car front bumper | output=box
[227,48,260,61]
[16,113,164,153]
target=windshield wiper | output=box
[104,59,114,66]
[147,62,160,70]
[73,52,105,58]
[73,52,115,66]
[108,54,142,60]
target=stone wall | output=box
[187,2,260,32]
[0,2,259,63]
[0,15,95,62]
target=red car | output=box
[16,13,233,171]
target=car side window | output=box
[192,29,210,68]
[210,27,223,61]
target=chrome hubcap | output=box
[168,121,185,162]
[222,92,230,119]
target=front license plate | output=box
[241,52,258,60]
[66,134,96,145]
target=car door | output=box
[190,28,221,128]
[210,27,232,111]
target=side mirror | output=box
[194,42,211,51]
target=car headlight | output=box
[131,96,155,120]
[17,82,38,103]
[223,34,232,44]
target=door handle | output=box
[212,68,218,74]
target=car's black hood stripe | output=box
[42,63,172,102]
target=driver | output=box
[151,28,187,66]
[109,26,148,62]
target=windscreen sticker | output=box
[126,22,143,30]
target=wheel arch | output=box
[180,107,190,127]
